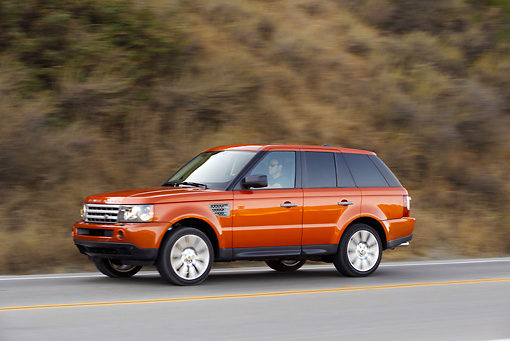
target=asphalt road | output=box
[1,258,509,341]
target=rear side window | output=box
[304,152,336,188]
[368,155,402,187]
[335,154,356,188]
[343,154,389,187]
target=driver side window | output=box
[248,152,296,189]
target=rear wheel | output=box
[265,259,306,272]
[93,258,142,278]
[157,227,214,285]
[333,224,382,277]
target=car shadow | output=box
[79,265,403,290]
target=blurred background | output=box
[0,0,509,274]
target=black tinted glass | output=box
[369,155,402,187]
[343,154,389,187]
[335,154,356,188]
[305,152,336,188]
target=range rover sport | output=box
[73,144,415,285]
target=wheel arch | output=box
[344,217,388,250]
[163,218,220,259]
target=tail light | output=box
[403,195,411,217]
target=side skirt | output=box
[217,244,338,261]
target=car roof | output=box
[203,144,376,155]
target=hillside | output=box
[0,0,509,273]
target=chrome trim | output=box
[280,203,298,208]
[84,204,120,224]
[396,242,410,247]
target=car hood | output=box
[84,187,233,205]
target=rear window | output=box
[343,154,389,187]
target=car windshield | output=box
[164,151,257,190]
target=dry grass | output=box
[1,0,509,274]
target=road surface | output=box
[1,258,509,340]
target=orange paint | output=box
[73,144,415,279]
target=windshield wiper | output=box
[165,181,208,189]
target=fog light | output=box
[118,230,124,239]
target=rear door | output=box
[302,152,361,255]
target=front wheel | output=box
[157,227,214,285]
[265,260,306,272]
[93,258,142,278]
[333,224,382,277]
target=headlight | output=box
[119,204,155,222]
[80,204,87,220]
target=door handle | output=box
[338,201,354,206]
[280,202,298,208]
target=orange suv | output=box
[73,145,415,285]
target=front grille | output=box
[85,204,120,224]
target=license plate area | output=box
[77,228,114,237]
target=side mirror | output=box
[242,174,268,189]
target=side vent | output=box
[209,203,231,217]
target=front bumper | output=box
[74,240,158,263]
[72,220,170,264]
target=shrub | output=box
[0,0,184,89]
[342,0,471,35]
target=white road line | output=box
[380,257,510,267]
[0,258,509,281]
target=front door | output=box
[232,151,303,258]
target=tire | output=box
[93,258,142,278]
[157,227,214,285]
[333,224,382,277]
[265,259,306,272]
